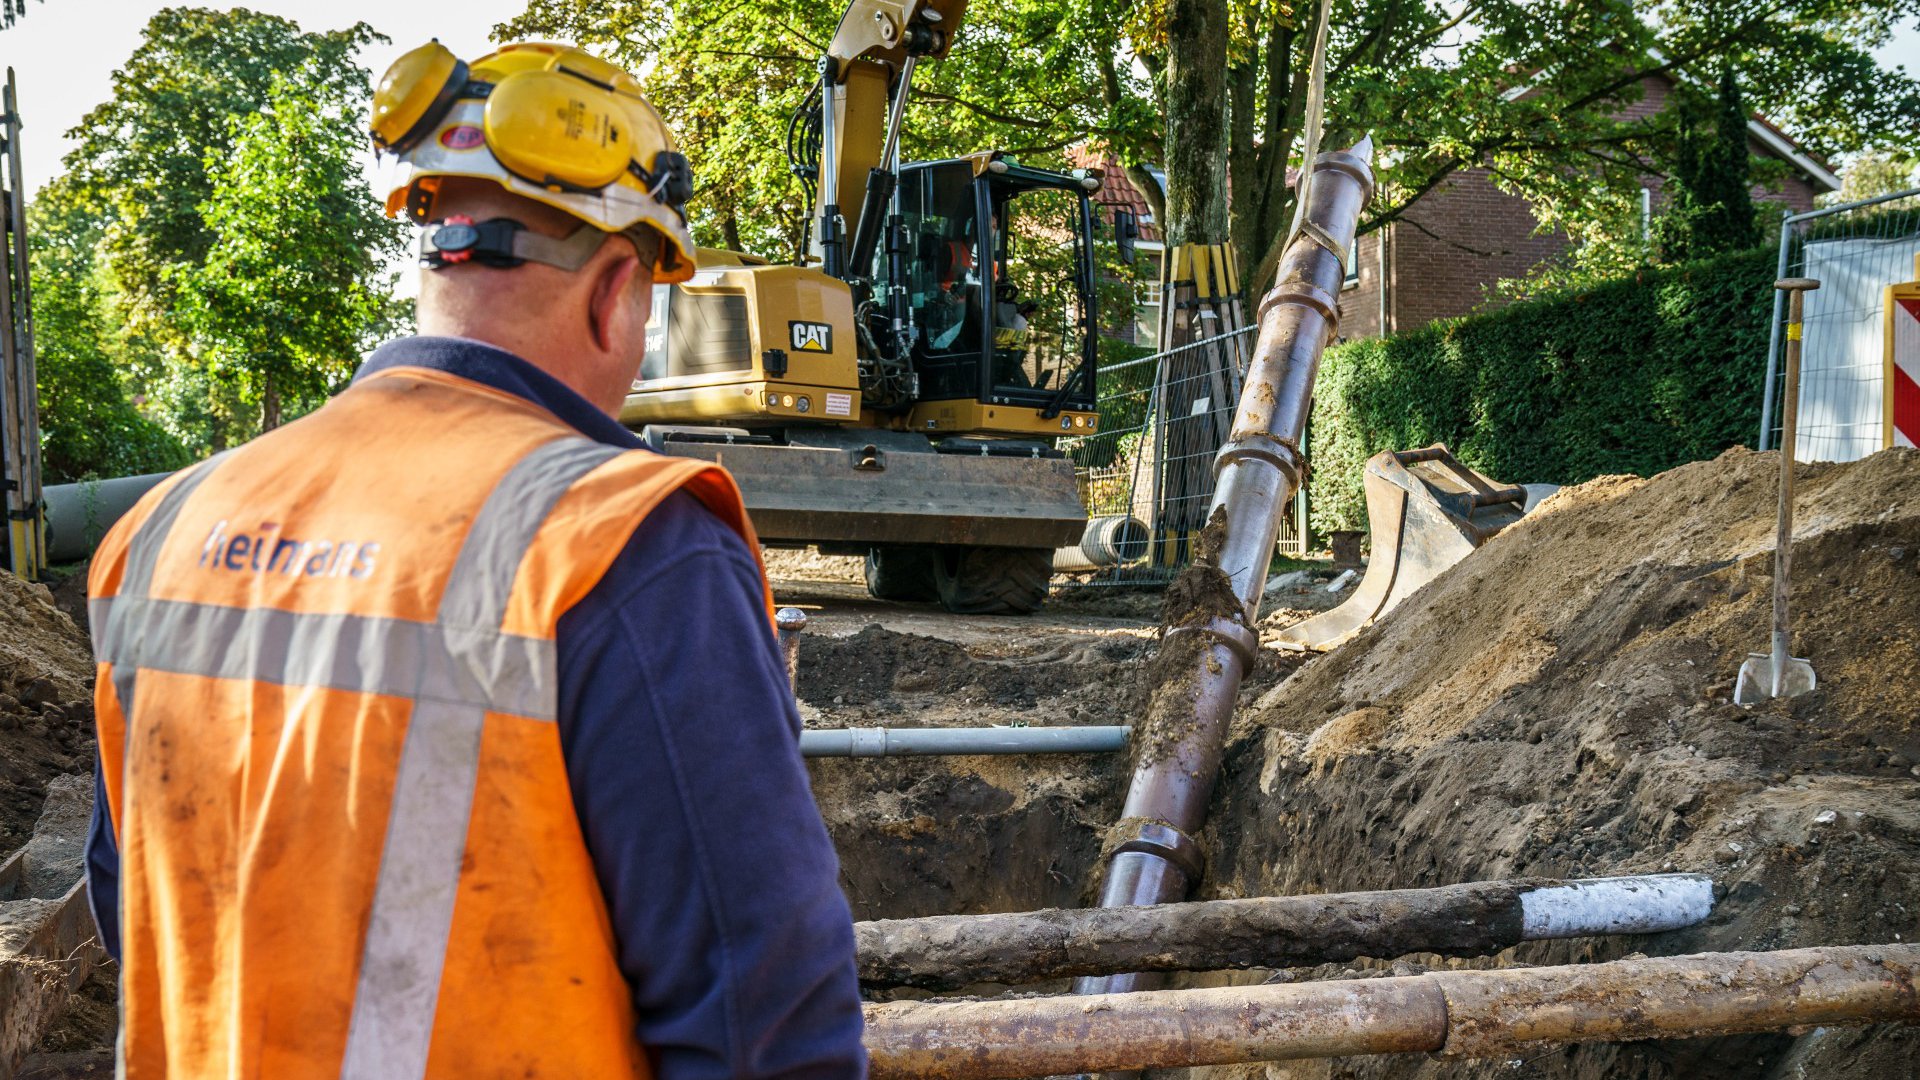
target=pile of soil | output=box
[1195,446,1920,1078]
[0,570,96,854]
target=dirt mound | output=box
[0,570,96,853]
[1199,446,1920,1078]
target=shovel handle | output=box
[1771,279,1819,661]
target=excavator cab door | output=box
[893,158,1098,415]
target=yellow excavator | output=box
[619,0,1106,613]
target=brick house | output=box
[1086,71,1841,343]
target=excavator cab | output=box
[891,158,1099,426]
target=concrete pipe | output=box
[1053,515,1150,572]
[43,472,171,562]
[801,726,1129,758]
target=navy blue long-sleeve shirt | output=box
[87,336,868,1079]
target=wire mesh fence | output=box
[1760,188,1920,460]
[1060,327,1307,586]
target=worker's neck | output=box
[418,314,625,417]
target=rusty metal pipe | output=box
[864,943,1920,1080]
[855,874,1713,991]
[776,607,808,692]
[1076,137,1375,998]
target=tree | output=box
[54,8,394,450]
[175,76,408,432]
[1832,151,1919,205]
[1159,0,1230,245]
[27,180,189,482]
[1653,65,1761,262]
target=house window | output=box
[1344,238,1360,289]
[1133,243,1164,346]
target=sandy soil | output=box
[1198,447,1920,1079]
[0,570,95,855]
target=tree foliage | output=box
[1652,66,1761,262]
[504,0,1919,296]
[28,182,189,482]
[37,7,405,461]
[176,76,409,431]
[1832,151,1920,205]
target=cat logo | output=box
[789,321,834,352]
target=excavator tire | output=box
[865,545,939,602]
[933,546,1053,615]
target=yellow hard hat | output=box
[372,40,696,283]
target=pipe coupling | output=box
[1162,616,1261,671]
[1106,818,1207,882]
[1314,146,1378,198]
[1213,432,1303,489]
[1256,279,1338,325]
[848,727,889,756]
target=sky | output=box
[0,0,1916,200]
[2,0,528,197]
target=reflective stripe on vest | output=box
[95,435,626,1079]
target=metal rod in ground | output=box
[802,726,1129,758]
[855,874,1712,991]
[775,607,808,693]
[863,943,1920,1080]
[1076,137,1376,999]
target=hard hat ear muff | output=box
[630,151,693,209]
[371,42,471,155]
[482,69,632,191]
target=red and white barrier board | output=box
[1889,281,1920,449]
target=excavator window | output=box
[898,161,987,402]
[989,187,1087,399]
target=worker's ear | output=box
[587,246,644,353]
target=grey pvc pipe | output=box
[801,725,1130,757]
[44,471,171,561]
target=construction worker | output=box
[83,42,865,1078]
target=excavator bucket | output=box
[1276,446,1527,652]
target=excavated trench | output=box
[4,446,1916,1078]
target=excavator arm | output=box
[803,0,968,278]
[826,0,967,72]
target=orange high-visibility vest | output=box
[88,364,769,1078]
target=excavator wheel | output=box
[864,545,939,602]
[932,546,1053,615]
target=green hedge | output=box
[1307,245,1777,534]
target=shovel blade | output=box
[1734,653,1818,705]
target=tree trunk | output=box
[262,370,281,432]
[1161,0,1231,246]
[722,209,743,254]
